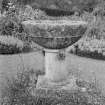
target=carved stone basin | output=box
[22,20,87,49]
[22,19,88,89]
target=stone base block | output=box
[36,75,78,91]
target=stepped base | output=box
[36,75,78,90]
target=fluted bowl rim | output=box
[22,20,88,26]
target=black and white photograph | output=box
[0,0,105,105]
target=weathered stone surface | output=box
[22,20,87,49]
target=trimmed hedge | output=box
[71,46,105,60]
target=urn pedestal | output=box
[22,19,87,90]
[44,49,68,82]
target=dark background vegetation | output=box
[17,0,98,10]
[0,0,100,12]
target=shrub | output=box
[0,34,34,54]
[18,5,35,21]
[18,5,47,21]
[0,35,25,54]
[0,14,24,36]
[69,6,105,60]
[1,0,10,11]
[0,35,23,47]
[0,5,33,53]
[69,37,105,60]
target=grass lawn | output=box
[0,50,105,95]
[66,53,105,94]
[0,51,44,95]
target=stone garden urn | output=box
[22,19,87,89]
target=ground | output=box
[0,50,105,96]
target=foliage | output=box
[16,0,35,5]
[0,14,33,54]
[0,16,22,36]
[70,12,105,58]
[15,0,99,12]
[0,35,33,54]
[69,22,105,59]
[70,38,105,60]
[0,66,105,105]
[57,50,66,61]
[26,20,87,37]
[0,4,35,54]
[17,5,47,21]
[0,35,23,47]
[1,69,40,105]
[69,1,105,60]
[1,0,10,11]
[0,2,25,36]
[17,5,35,21]
[1,76,105,105]
[0,35,24,54]
[0,2,29,39]
[34,8,47,19]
